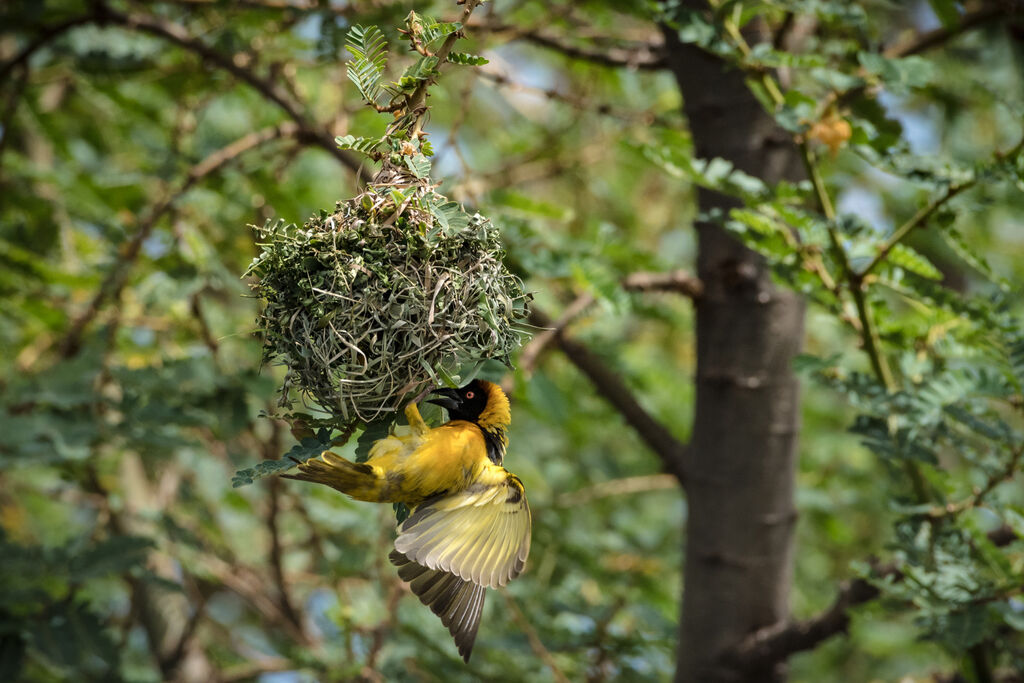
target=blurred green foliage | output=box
[1,0,1023,681]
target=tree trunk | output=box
[662,16,807,683]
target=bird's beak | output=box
[426,388,461,412]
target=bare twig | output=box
[138,0,355,15]
[196,552,314,647]
[88,6,364,176]
[503,592,572,683]
[58,121,299,357]
[519,294,597,375]
[519,270,702,374]
[164,590,210,674]
[473,20,667,70]
[478,69,668,124]
[219,657,294,682]
[522,32,667,70]
[555,473,679,507]
[883,5,1005,58]
[363,581,403,676]
[189,292,220,356]
[587,597,627,683]
[622,269,704,297]
[0,14,94,82]
[267,473,305,638]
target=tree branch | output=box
[555,473,679,507]
[397,0,483,138]
[723,575,883,671]
[521,31,668,70]
[94,6,364,176]
[58,121,300,357]
[622,269,704,296]
[267,474,304,638]
[477,69,667,124]
[883,4,1005,58]
[0,64,29,176]
[529,307,689,485]
[860,133,1024,279]
[503,592,572,683]
[723,526,1020,669]
[138,0,356,15]
[519,269,702,374]
[0,14,94,82]
[473,20,667,70]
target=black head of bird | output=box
[427,380,491,422]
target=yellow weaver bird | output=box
[284,380,531,661]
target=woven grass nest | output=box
[247,162,530,424]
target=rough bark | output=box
[662,14,807,683]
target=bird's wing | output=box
[389,549,485,662]
[393,471,531,589]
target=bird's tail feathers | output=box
[283,452,382,500]
[390,549,485,662]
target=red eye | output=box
[465,391,475,399]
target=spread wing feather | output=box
[394,474,531,590]
[389,550,485,662]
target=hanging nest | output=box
[246,161,530,424]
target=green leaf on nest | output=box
[432,200,469,234]
[336,135,383,157]
[404,153,432,178]
[232,428,335,487]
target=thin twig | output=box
[477,69,666,124]
[503,592,572,683]
[860,184,968,278]
[529,307,690,485]
[883,5,1005,59]
[267,474,305,637]
[58,121,300,357]
[860,134,1024,278]
[144,0,355,15]
[519,270,702,374]
[555,473,679,507]
[473,19,667,70]
[189,293,220,356]
[219,657,294,682]
[518,293,596,375]
[928,443,1024,519]
[622,269,704,296]
[91,6,364,176]
[0,14,94,82]
[722,523,1019,670]
[0,65,30,176]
